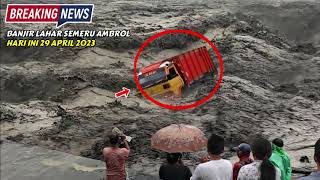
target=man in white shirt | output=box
[191,134,233,180]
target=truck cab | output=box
[138,61,184,96]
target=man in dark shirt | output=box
[232,143,253,180]
[159,153,192,180]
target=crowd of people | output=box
[102,134,320,180]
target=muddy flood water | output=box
[1,0,320,179]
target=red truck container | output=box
[167,46,216,86]
[138,46,217,96]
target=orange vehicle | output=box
[138,46,217,96]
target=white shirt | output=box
[191,159,233,180]
[237,160,281,180]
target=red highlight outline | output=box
[133,29,224,110]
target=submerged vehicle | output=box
[138,46,217,97]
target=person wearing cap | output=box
[232,143,253,180]
[270,138,292,180]
[237,138,281,180]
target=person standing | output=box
[103,134,130,180]
[232,143,253,180]
[159,153,192,180]
[298,138,320,180]
[269,138,292,180]
[237,138,281,180]
[191,134,232,180]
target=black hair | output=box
[167,153,182,164]
[207,134,224,155]
[251,138,276,180]
[109,134,119,145]
[314,138,320,163]
[272,138,284,147]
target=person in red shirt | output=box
[232,143,253,180]
[103,134,130,180]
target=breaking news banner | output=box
[3,3,130,47]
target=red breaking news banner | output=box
[6,4,60,22]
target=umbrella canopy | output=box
[151,124,207,153]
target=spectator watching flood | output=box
[103,134,130,180]
[232,143,253,180]
[270,138,292,180]
[159,153,192,180]
[237,138,281,180]
[191,134,232,180]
